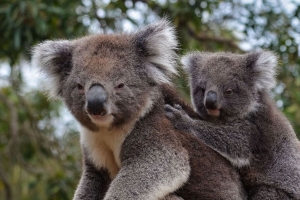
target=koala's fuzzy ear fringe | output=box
[134,18,178,85]
[249,51,278,91]
[31,40,73,99]
[181,52,202,74]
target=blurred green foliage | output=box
[0,0,299,199]
[0,0,86,199]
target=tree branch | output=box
[186,24,243,52]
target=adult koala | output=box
[32,20,246,200]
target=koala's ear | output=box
[134,19,178,85]
[181,52,203,74]
[31,40,73,99]
[246,51,278,91]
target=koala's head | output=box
[32,19,178,131]
[181,51,277,122]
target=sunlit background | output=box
[1,0,300,199]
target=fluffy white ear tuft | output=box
[31,40,73,99]
[247,51,278,91]
[134,18,178,85]
[181,52,202,74]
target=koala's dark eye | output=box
[77,84,84,91]
[194,86,205,97]
[117,83,125,89]
[224,89,233,95]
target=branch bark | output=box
[186,24,244,52]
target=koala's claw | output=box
[165,110,175,119]
[165,104,194,131]
[164,104,173,112]
[174,104,183,110]
[165,104,182,120]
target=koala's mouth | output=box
[88,113,114,125]
[206,109,220,117]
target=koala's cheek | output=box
[64,89,86,116]
[112,95,135,115]
[70,98,85,114]
[195,103,208,118]
[115,98,135,114]
[70,92,85,109]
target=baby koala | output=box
[165,51,300,199]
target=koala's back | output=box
[177,132,246,199]
[241,94,300,199]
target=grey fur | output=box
[32,20,246,200]
[166,51,300,199]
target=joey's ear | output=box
[181,52,203,74]
[134,18,178,85]
[246,51,278,91]
[31,40,73,99]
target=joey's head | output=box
[181,51,277,122]
[32,19,178,131]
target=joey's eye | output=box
[117,83,125,89]
[77,84,84,91]
[225,89,233,95]
[195,87,205,96]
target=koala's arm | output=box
[103,130,190,200]
[73,152,111,200]
[165,105,258,167]
[162,84,201,120]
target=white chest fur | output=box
[80,126,130,179]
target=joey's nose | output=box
[205,90,218,110]
[86,84,108,116]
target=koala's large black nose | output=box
[86,84,108,116]
[205,90,218,110]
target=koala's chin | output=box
[203,113,219,123]
[88,114,114,128]
[197,105,221,123]
[206,109,220,117]
[202,110,236,124]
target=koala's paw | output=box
[165,104,192,130]
[165,104,182,119]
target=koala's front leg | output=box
[103,131,190,200]
[73,153,111,200]
[165,104,258,168]
[165,104,193,132]
[104,160,188,200]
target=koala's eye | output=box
[117,83,125,89]
[195,86,205,97]
[225,89,233,95]
[77,84,84,91]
